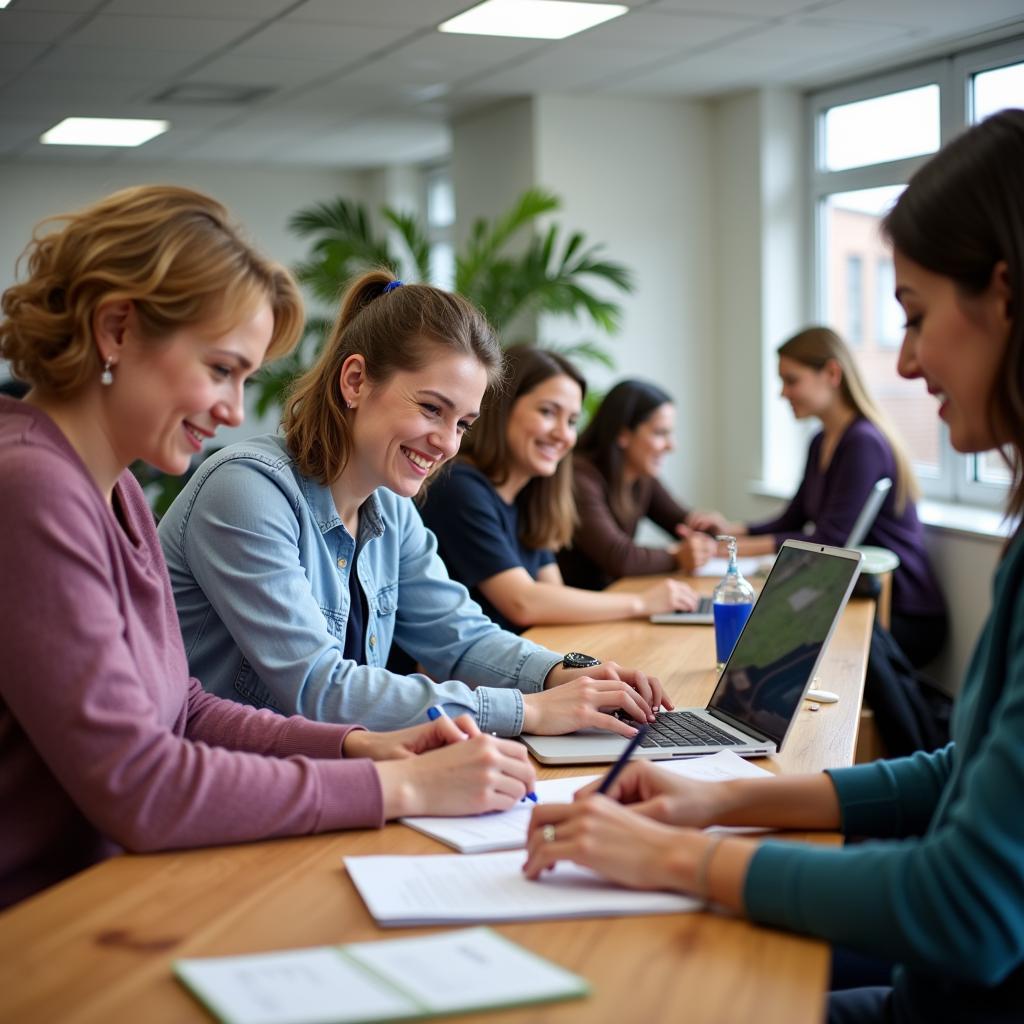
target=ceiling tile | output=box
[385,32,548,76]
[32,43,201,79]
[65,14,257,52]
[104,0,296,17]
[0,41,46,77]
[0,9,82,42]
[231,20,410,62]
[189,53,342,90]
[820,0,1024,32]
[9,1,107,11]
[653,0,827,14]
[570,9,760,51]
[285,0,472,29]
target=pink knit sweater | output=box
[0,398,383,908]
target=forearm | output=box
[497,580,645,627]
[712,772,842,831]
[734,534,777,557]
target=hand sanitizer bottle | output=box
[712,535,756,669]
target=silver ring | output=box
[542,824,557,843]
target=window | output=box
[845,255,863,344]
[808,39,1024,507]
[423,164,455,290]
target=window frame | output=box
[806,38,1024,510]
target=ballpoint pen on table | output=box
[597,724,650,795]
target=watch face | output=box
[563,651,601,669]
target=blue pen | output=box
[597,724,650,796]
[427,705,538,803]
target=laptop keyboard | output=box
[695,596,713,614]
[638,710,744,749]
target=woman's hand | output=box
[376,726,537,819]
[342,714,476,761]
[637,578,699,615]
[523,676,661,737]
[685,510,744,537]
[522,795,698,891]
[671,527,717,573]
[572,760,728,829]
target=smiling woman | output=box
[418,345,701,633]
[158,271,669,741]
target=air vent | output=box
[151,83,276,106]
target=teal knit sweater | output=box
[745,534,1024,1021]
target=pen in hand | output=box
[597,725,650,796]
[427,705,538,804]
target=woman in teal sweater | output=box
[523,108,1024,1023]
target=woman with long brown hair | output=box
[419,345,699,632]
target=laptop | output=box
[521,539,863,764]
[651,478,889,625]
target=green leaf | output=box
[380,207,432,282]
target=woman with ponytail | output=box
[693,326,946,666]
[159,270,667,743]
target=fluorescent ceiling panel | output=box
[40,117,170,147]
[439,0,628,40]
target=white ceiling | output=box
[0,0,1021,167]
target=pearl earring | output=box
[100,356,115,387]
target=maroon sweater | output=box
[0,398,383,909]
[559,455,690,591]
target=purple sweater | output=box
[0,398,383,909]
[747,417,945,617]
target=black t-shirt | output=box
[343,546,367,665]
[419,462,554,633]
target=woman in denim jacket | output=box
[159,271,665,738]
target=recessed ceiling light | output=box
[0,1,12,9]
[40,117,170,147]
[439,0,628,40]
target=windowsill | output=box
[748,480,1014,543]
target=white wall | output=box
[533,94,714,505]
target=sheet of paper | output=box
[400,750,771,853]
[175,928,587,1024]
[693,556,766,579]
[344,850,700,926]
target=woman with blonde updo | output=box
[0,185,537,909]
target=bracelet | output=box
[694,833,725,905]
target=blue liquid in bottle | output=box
[713,601,753,666]
[712,534,756,669]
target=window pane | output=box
[823,85,940,171]
[427,175,455,228]
[976,450,1013,485]
[429,242,455,290]
[846,255,863,343]
[972,61,1024,122]
[822,186,940,475]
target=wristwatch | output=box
[562,651,602,670]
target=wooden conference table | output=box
[0,577,874,1024]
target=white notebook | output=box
[344,850,700,927]
[400,750,772,854]
[175,927,588,1024]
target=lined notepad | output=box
[175,927,588,1024]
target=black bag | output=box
[864,622,952,757]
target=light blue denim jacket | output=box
[157,434,563,736]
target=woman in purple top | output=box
[693,326,946,666]
[0,185,534,908]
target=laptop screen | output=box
[707,543,862,747]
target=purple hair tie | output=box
[383,280,404,294]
